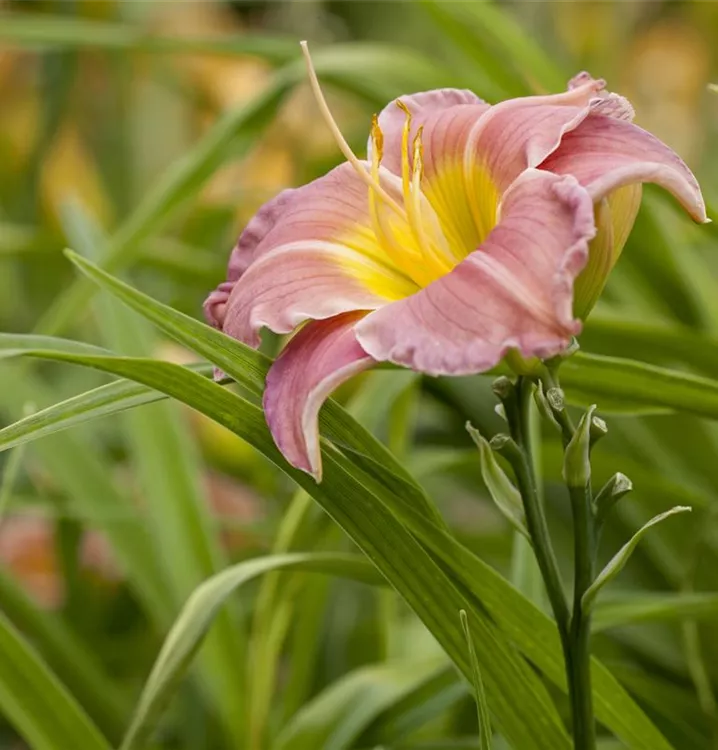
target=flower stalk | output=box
[496,372,600,750]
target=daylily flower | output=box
[205,44,706,481]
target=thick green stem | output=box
[511,379,570,642]
[512,376,598,750]
[567,482,597,750]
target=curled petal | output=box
[540,115,707,222]
[222,242,390,347]
[227,188,298,282]
[216,163,419,346]
[355,170,595,376]
[264,312,374,480]
[464,74,608,193]
[368,89,493,253]
[203,189,296,329]
[204,281,235,331]
[370,88,489,175]
[568,72,635,121]
[573,184,642,319]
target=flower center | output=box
[301,42,502,302]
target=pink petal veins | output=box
[355,170,596,376]
[263,312,374,480]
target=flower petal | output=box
[573,184,643,319]
[370,88,489,175]
[214,163,419,347]
[539,114,707,222]
[264,312,374,480]
[369,90,493,254]
[355,169,596,376]
[203,188,296,329]
[464,74,608,193]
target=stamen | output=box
[368,113,422,270]
[396,100,412,201]
[370,114,384,165]
[409,127,437,266]
[300,41,402,216]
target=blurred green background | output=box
[1,1,718,749]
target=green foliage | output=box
[0,2,717,749]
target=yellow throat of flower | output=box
[300,42,498,299]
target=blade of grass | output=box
[0,566,127,740]
[120,552,383,750]
[63,251,445,526]
[4,349,572,750]
[62,201,247,744]
[0,610,111,750]
[0,366,173,626]
[593,593,718,632]
[274,659,446,750]
[0,359,213,452]
[460,610,492,750]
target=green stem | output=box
[513,376,597,749]
[567,481,597,750]
[512,379,570,642]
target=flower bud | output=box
[573,186,643,319]
[594,472,633,525]
[466,425,528,538]
[563,405,597,488]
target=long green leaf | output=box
[0,15,297,59]
[121,553,382,750]
[0,367,173,626]
[357,666,465,747]
[64,201,247,745]
[460,610,492,750]
[583,318,718,379]
[594,593,718,632]
[0,356,212,452]
[0,610,111,750]
[4,348,571,750]
[63,251,445,526]
[553,352,718,420]
[0,566,127,740]
[275,659,446,750]
[583,508,693,612]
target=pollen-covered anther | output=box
[411,125,425,184]
[370,113,384,165]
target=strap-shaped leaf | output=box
[121,553,381,750]
[0,611,111,750]
[4,348,571,750]
[583,507,692,613]
[460,610,493,750]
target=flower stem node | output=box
[594,472,633,526]
[563,405,596,488]
[504,350,544,377]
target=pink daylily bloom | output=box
[205,47,706,480]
